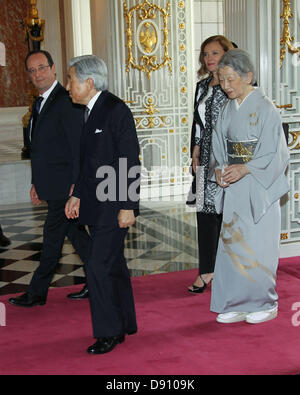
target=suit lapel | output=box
[30,83,67,145]
[85,91,109,128]
[36,83,64,126]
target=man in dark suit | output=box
[9,50,90,308]
[65,55,140,355]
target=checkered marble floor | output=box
[0,199,199,295]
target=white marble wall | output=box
[0,109,31,205]
[0,161,31,205]
[0,107,27,129]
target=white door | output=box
[106,0,194,199]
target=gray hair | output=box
[69,55,108,91]
[218,49,257,85]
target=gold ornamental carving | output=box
[23,0,45,46]
[280,0,300,68]
[22,0,45,129]
[123,0,172,79]
[288,131,300,149]
[135,97,166,129]
[275,103,293,109]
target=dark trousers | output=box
[29,199,90,298]
[196,212,222,275]
[0,224,2,235]
[86,225,137,339]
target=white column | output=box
[257,0,274,97]
[90,0,108,65]
[224,0,260,83]
[37,0,64,82]
[71,0,93,56]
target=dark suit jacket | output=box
[73,90,141,227]
[30,82,85,201]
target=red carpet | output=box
[1,258,300,375]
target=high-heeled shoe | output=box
[188,283,207,294]
[188,276,212,294]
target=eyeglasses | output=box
[27,65,51,75]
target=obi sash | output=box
[227,139,258,165]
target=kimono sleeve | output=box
[210,106,228,214]
[246,103,290,223]
[246,103,289,189]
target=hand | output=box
[192,145,200,174]
[222,164,250,184]
[215,168,229,188]
[30,185,41,205]
[118,210,136,228]
[65,196,80,219]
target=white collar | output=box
[234,88,257,109]
[87,91,102,113]
[40,80,58,102]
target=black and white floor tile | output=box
[0,200,199,295]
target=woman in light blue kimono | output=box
[210,49,290,324]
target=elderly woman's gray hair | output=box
[218,49,257,85]
[69,55,108,91]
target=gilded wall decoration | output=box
[23,0,45,52]
[123,0,172,79]
[280,0,300,68]
[134,96,167,129]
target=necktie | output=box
[31,96,44,141]
[84,107,90,123]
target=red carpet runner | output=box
[1,258,300,375]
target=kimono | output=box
[210,88,290,314]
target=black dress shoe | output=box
[0,234,11,247]
[9,292,46,308]
[67,284,89,300]
[87,335,125,355]
[127,329,137,336]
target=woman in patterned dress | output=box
[188,36,234,293]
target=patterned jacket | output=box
[189,76,228,213]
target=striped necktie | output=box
[84,107,90,123]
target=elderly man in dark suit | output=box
[65,55,140,355]
[9,50,90,308]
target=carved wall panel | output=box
[258,0,300,254]
[107,0,193,198]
